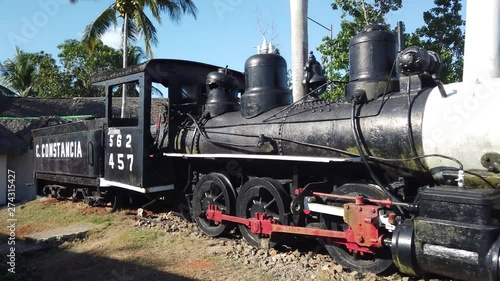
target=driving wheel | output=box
[319,183,396,274]
[192,173,236,237]
[236,177,290,248]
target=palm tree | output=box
[70,0,198,116]
[0,47,37,97]
[290,0,308,101]
[0,84,17,97]
[115,45,147,68]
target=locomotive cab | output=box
[92,59,244,192]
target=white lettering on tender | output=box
[35,141,83,158]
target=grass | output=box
[111,228,161,249]
[0,198,118,237]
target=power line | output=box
[307,16,332,38]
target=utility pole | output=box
[290,0,308,101]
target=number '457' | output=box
[109,153,134,171]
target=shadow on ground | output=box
[0,233,195,281]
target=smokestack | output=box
[463,0,500,82]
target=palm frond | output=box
[69,0,102,4]
[19,85,34,97]
[132,9,158,57]
[151,85,163,97]
[125,16,139,43]
[82,7,118,51]
[176,0,198,19]
[138,0,160,24]
[0,83,18,97]
[75,0,197,59]
[127,45,147,64]
[153,0,197,22]
[0,47,36,95]
[153,0,180,23]
[0,61,10,82]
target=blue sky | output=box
[0,0,464,72]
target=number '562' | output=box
[109,134,132,148]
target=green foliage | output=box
[0,47,37,97]
[0,40,146,97]
[0,49,72,97]
[55,40,147,97]
[409,0,465,83]
[29,51,72,97]
[58,39,123,97]
[0,84,16,96]
[331,0,402,25]
[113,229,161,248]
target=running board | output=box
[164,153,356,163]
[99,178,174,193]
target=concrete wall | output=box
[4,150,36,205]
[0,155,6,206]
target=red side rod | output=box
[206,205,347,239]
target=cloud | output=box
[101,26,122,49]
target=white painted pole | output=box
[290,0,308,101]
[121,14,129,118]
[463,0,500,82]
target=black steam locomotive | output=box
[32,23,500,281]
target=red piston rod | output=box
[205,205,384,252]
[205,205,347,239]
[312,192,408,207]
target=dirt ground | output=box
[0,199,274,281]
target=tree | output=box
[70,0,198,116]
[29,51,72,97]
[0,47,37,97]
[407,0,465,83]
[317,0,402,99]
[58,39,121,97]
[0,84,16,96]
[121,45,147,68]
[57,39,148,97]
[0,40,146,98]
[0,48,72,97]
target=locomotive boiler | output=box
[32,0,500,280]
